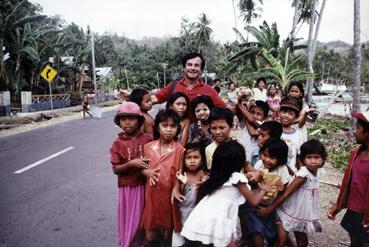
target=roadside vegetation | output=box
[308,116,356,171]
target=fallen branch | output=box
[320,180,340,188]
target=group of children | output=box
[109,81,369,247]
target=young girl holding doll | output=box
[244,138,291,247]
[172,142,208,246]
[257,139,327,247]
[188,95,214,147]
[181,140,271,246]
[140,109,185,246]
[109,102,153,247]
[166,92,190,146]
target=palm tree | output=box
[238,0,263,25]
[194,13,213,83]
[305,0,327,104]
[257,48,312,89]
[352,0,361,115]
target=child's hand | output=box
[142,167,160,186]
[171,186,185,203]
[327,204,339,220]
[258,181,272,194]
[257,206,273,218]
[176,170,187,184]
[275,180,284,191]
[129,158,150,170]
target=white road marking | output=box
[14,146,75,174]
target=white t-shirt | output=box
[281,128,305,172]
[252,88,267,102]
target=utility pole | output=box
[88,25,98,103]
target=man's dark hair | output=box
[130,88,149,107]
[260,121,283,139]
[208,107,233,127]
[181,52,205,70]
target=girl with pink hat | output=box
[109,102,153,247]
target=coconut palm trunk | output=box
[352,0,361,114]
[305,0,317,104]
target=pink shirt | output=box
[347,156,369,213]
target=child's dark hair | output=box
[208,107,234,127]
[181,52,205,70]
[153,109,181,140]
[260,138,288,166]
[190,95,214,116]
[287,82,304,98]
[299,139,327,165]
[196,140,245,203]
[130,88,149,107]
[357,118,369,133]
[260,121,283,139]
[166,92,189,118]
[183,142,205,172]
[252,100,270,118]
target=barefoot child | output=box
[258,139,327,247]
[181,140,272,246]
[172,143,208,246]
[130,88,154,134]
[109,102,153,247]
[328,111,369,247]
[141,109,185,246]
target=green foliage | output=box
[308,117,355,171]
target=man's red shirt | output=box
[155,78,226,108]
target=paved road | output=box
[0,110,121,247]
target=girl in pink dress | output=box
[140,109,185,246]
[109,102,153,247]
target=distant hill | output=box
[322,40,351,49]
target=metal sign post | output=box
[40,65,58,111]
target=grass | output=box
[307,116,356,171]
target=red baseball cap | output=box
[352,111,369,123]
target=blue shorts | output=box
[341,209,369,244]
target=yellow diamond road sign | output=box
[41,65,58,83]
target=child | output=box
[328,111,369,247]
[166,92,190,146]
[258,139,327,247]
[140,109,185,246]
[205,107,234,170]
[279,96,305,173]
[287,82,315,143]
[109,102,153,247]
[227,81,238,104]
[172,143,208,246]
[267,84,281,120]
[181,140,271,246]
[130,88,154,134]
[237,100,270,163]
[251,120,283,165]
[244,138,291,247]
[82,92,92,118]
[188,95,214,147]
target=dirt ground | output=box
[0,109,352,246]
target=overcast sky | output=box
[30,0,369,44]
